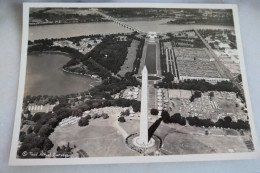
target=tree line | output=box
[156,79,240,93]
[159,110,250,130]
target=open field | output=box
[168,89,192,99]
[118,40,140,77]
[162,132,215,155]
[120,119,250,155]
[49,116,139,157]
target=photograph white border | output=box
[9,2,260,166]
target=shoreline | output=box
[165,22,234,27]
[61,67,102,82]
[28,50,102,82]
[29,20,112,27]
[28,50,70,56]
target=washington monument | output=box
[139,66,149,145]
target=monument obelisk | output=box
[139,66,149,145]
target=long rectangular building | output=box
[177,59,229,83]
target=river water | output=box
[26,19,234,96]
[24,53,100,96]
[28,19,234,41]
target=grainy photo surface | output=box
[9,3,259,165]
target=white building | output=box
[179,75,230,84]
[147,32,157,42]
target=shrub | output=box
[102,113,109,119]
[179,117,187,126]
[224,116,232,123]
[85,115,91,119]
[124,109,130,116]
[190,91,201,102]
[118,117,126,123]
[161,110,171,123]
[92,113,100,119]
[150,108,159,115]
[78,117,89,127]
[170,113,182,123]
[132,101,141,112]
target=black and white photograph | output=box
[9,3,259,165]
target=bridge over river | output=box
[95,9,144,33]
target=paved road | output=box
[194,29,244,98]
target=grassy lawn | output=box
[117,40,140,77]
[49,117,139,157]
[162,132,215,155]
[119,119,249,155]
[119,119,140,135]
[196,135,248,153]
[168,89,192,99]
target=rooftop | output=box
[177,59,222,78]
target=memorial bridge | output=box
[95,10,144,33]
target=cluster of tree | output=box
[89,76,140,99]
[162,72,174,83]
[23,95,59,106]
[159,110,250,130]
[22,92,90,110]
[56,142,75,158]
[78,116,90,127]
[17,133,54,158]
[100,8,177,18]
[85,34,132,74]
[30,10,109,25]
[121,109,130,116]
[93,113,109,119]
[17,100,73,158]
[132,38,145,74]
[208,91,214,100]
[236,74,242,83]
[150,108,159,115]
[160,111,186,126]
[84,98,141,113]
[86,58,111,79]
[118,116,126,122]
[190,91,202,102]
[186,116,250,130]
[156,79,240,93]
[167,15,234,26]
[65,34,103,44]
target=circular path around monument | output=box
[125,133,162,155]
